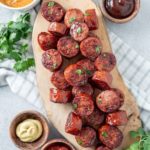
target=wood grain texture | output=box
[32,0,141,149]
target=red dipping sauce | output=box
[46,143,71,150]
[105,0,135,19]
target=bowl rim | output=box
[0,0,40,10]
[99,0,140,23]
[41,139,76,150]
[9,110,50,150]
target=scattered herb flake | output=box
[97,98,102,104]
[48,1,55,7]
[53,63,57,69]
[76,69,82,75]
[85,69,92,75]
[95,46,101,53]
[76,27,82,34]
[77,139,83,145]
[85,13,90,16]
[73,103,78,109]
[102,131,108,138]
[69,17,76,23]
[75,44,79,49]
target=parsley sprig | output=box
[126,128,150,150]
[0,13,35,72]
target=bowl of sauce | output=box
[41,139,76,150]
[9,110,49,150]
[99,0,140,23]
[0,0,40,11]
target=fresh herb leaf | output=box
[76,27,82,34]
[73,103,78,109]
[14,58,35,72]
[95,46,101,53]
[69,17,76,23]
[97,98,102,104]
[75,44,79,49]
[102,131,108,138]
[76,69,82,75]
[85,13,90,16]
[77,139,83,145]
[48,1,55,7]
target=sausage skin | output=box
[41,1,65,22]
[38,32,58,51]
[106,110,128,126]
[84,9,99,30]
[42,49,62,71]
[57,36,79,58]
[65,112,82,135]
[72,93,94,117]
[75,127,96,147]
[98,125,123,149]
[50,88,72,103]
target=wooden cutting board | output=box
[32,0,141,149]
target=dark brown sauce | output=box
[105,0,135,19]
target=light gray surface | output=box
[0,0,150,149]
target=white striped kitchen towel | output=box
[0,7,150,130]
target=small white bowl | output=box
[0,0,40,11]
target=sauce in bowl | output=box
[0,0,33,8]
[105,0,135,19]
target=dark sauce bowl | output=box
[41,139,76,150]
[99,0,140,23]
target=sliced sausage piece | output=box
[72,93,94,116]
[92,71,112,90]
[42,49,62,71]
[80,37,102,61]
[77,59,95,77]
[70,22,89,42]
[41,1,65,22]
[95,52,116,72]
[96,90,123,113]
[51,70,70,90]
[48,22,67,36]
[64,64,88,86]
[49,145,70,150]
[75,127,96,147]
[57,36,79,58]
[106,110,128,126]
[64,8,84,28]
[96,146,112,150]
[38,32,58,51]
[84,9,99,30]
[72,83,94,96]
[84,109,105,130]
[50,88,72,103]
[65,112,82,135]
[98,125,123,149]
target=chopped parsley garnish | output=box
[76,69,82,75]
[97,98,102,104]
[95,46,101,53]
[48,1,55,7]
[102,131,108,138]
[76,27,82,34]
[85,13,90,16]
[75,44,79,49]
[53,63,57,69]
[73,103,78,109]
[69,17,76,23]
[77,139,83,145]
[85,69,92,75]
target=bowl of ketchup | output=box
[99,0,140,23]
[41,139,76,150]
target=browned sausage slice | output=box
[72,93,94,116]
[72,83,94,96]
[95,52,116,72]
[75,127,96,147]
[80,37,102,61]
[77,59,95,77]
[65,112,82,135]
[41,1,65,22]
[50,88,72,103]
[70,22,89,42]
[84,9,99,30]
[84,109,105,130]
[96,90,123,113]
[64,8,84,28]
[98,125,123,149]
[96,146,112,150]
[92,71,112,90]
[51,70,70,90]
[64,64,88,86]
[57,37,79,58]
[42,49,62,71]
[106,110,128,126]
[48,22,67,36]
[38,32,58,51]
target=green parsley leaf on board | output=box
[76,27,82,34]
[48,1,55,7]
[95,46,101,53]
[69,17,76,23]
[0,13,34,72]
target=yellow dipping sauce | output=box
[0,0,33,8]
[16,119,43,143]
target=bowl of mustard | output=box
[9,110,49,150]
[0,0,40,11]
